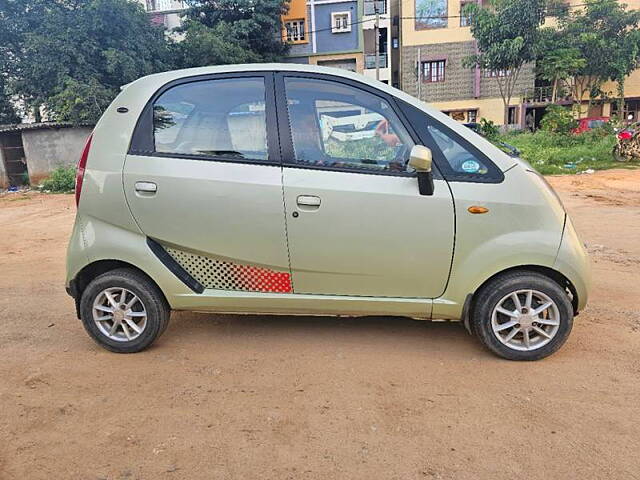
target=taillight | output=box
[75,134,93,207]
[618,130,633,140]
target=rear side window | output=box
[152,77,268,161]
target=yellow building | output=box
[400,0,640,127]
[399,0,530,126]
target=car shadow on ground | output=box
[158,310,486,356]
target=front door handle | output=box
[296,195,321,210]
[134,181,157,194]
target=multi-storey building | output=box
[399,0,640,127]
[139,0,186,30]
[282,0,364,72]
[361,0,392,83]
[399,0,534,127]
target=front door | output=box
[277,75,455,298]
[124,74,292,293]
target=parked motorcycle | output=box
[613,122,640,161]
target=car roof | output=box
[122,63,517,172]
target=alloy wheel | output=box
[92,287,147,342]
[491,289,560,351]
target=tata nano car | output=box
[65,64,590,360]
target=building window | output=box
[507,106,519,125]
[460,1,473,27]
[364,0,387,15]
[285,19,306,42]
[415,0,448,29]
[422,60,446,83]
[484,69,511,78]
[331,12,351,33]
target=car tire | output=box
[79,268,170,353]
[470,271,574,361]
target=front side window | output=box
[153,77,268,161]
[284,77,414,174]
[427,124,491,176]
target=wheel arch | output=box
[472,265,579,315]
[68,259,169,319]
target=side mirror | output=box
[408,145,434,196]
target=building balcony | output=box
[522,86,574,104]
[364,53,388,69]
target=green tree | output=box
[463,0,547,124]
[557,0,640,118]
[0,81,20,125]
[535,28,586,103]
[1,0,174,123]
[177,0,290,68]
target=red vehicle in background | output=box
[572,116,610,134]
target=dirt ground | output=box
[1,169,639,480]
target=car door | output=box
[123,73,293,293]
[276,74,455,298]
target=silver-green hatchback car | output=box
[66,64,590,360]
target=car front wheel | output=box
[471,272,574,361]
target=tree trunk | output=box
[617,78,626,122]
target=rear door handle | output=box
[134,181,157,194]
[296,195,321,209]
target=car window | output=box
[153,78,268,161]
[284,77,414,173]
[587,120,605,129]
[427,124,490,176]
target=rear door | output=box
[123,73,292,293]
[276,74,455,298]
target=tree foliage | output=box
[540,0,640,117]
[0,79,20,125]
[176,0,290,68]
[1,0,174,123]
[463,0,547,123]
[535,28,586,103]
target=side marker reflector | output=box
[468,206,489,214]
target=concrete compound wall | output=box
[21,127,93,185]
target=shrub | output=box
[478,118,500,140]
[492,129,640,175]
[40,166,76,193]
[540,105,577,135]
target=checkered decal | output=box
[165,247,292,293]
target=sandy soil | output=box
[1,170,639,480]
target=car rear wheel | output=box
[470,272,574,361]
[79,268,170,353]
